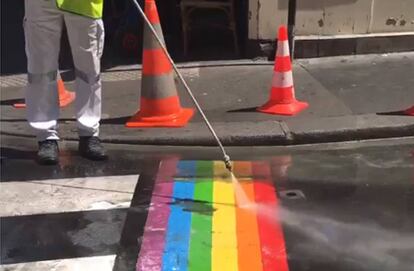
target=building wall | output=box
[248,0,414,40]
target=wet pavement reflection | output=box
[1,137,413,271]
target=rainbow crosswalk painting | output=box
[136,159,289,271]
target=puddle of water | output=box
[239,200,414,270]
[170,198,216,215]
[225,168,413,270]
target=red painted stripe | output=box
[253,162,289,271]
[143,49,172,75]
[145,0,161,24]
[274,56,292,72]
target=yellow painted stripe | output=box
[212,161,238,271]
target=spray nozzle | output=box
[224,155,233,172]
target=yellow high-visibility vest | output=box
[56,0,104,19]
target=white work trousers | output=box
[24,0,104,141]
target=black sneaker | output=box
[78,136,108,161]
[37,140,59,165]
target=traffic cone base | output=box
[405,106,414,116]
[13,79,75,108]
[58,90,76,107]
[56,78,76,107]
[126,107,194,127]
[258,100,308,116]
[13,92,75,108]
[13,102,26,109]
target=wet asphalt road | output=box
[1,136,414,271]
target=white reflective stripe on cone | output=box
[272,71,294,88]
[276,40,290,57]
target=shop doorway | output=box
[102,0,248,68]
[0,0,248,74]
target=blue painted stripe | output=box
[162,161,196,271]
[176,160,198,178]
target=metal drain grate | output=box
[279,189,306,200]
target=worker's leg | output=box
[24,0,64,141]
[64,13,107,160]
[63,13,104,138]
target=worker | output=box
[24,0,107,165]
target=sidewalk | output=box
[1,53,413,146]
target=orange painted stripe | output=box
[274,56,292,72]
[143,49,172,75]
[145,0,160,24]
[234,162,263,271]
[253,162,289,271]
[233,161,253,178]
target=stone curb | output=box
[2,114,413,146]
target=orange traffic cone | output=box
[257,26,308,116]
[126,0,194,128]
[56,78,76,107]
[14,75,75,109]
[405,106,414,116]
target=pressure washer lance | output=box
[131,0,233,173]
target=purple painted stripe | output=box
[136,158,179,271]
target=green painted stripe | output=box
[188,161,214,271]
